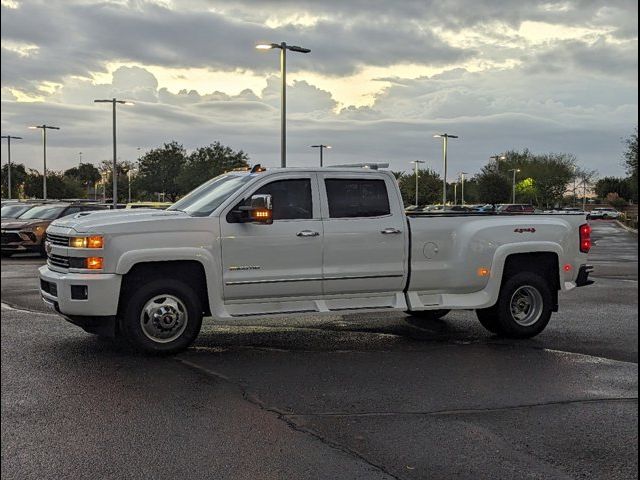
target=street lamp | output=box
[1,135,22,199]
[490,154,506,170]
[94,98,134,206]
[459,171,468,205]
[29,125,60,200]
[256,41,311,168]
[433,133,458,206]
[410,160,425,206]
[509,168,520,204]
[310,144,331,167]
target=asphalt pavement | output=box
[1,220,637,479]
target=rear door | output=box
[220,173,323,302]
[319,173,407,296]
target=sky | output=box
[1,0,638,180]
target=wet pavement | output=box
[1,220,637,479]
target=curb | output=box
[615,220,638,235]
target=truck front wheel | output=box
[119,279,203,354]
[476,272,552,338]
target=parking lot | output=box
[1,220,637,479]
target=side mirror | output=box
[236,194,273,224]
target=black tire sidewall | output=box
[495,272,552,338]
[476,306,502,334]
[120,279,203,354]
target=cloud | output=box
[0,0,637,179]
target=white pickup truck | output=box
[39,166,594,353]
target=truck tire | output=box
[481,272,553,338]
[475,307,502,334]
[404,309,450,321]
[118,279,203,354]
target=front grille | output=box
[46,233,69,246]
[48,254,70,269]
[1,231,21,244]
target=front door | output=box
[220,173,323,304]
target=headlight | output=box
[69,235,104,248]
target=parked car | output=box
[41,166,593,353]
[496,204,535,214]
[1,202,107,257]
[587,207,621,220]
[1,203,41,220]
[125,202,172,210]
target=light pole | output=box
[490,154,506,171]
[509,168,520,204]
[1,135,22,199]
[127,169,132,203]
[94,98,133,206]
[310,144,331,167]
[433,133,458,206]
[459,171,468,205]
[256,42,311,168]
[29,125,60,200]
[411,160,425,206]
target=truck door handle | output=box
[381,228,402,234]
[297,230,320,237]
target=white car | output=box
[588,207,621,219]
[39,166,594,353]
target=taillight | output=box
[579,224,591,253]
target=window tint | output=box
[62,206,82,217]
[325,179,390,218]
[253,179,312,220]
[228,179,313,222]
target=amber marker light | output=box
[86,257,104,270]
[254,209,271,219]
[69,236,104,248]
[477,267,490,277]
[87,236,104,248]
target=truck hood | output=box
[50,208,195,234]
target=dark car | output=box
[0,203,42,220]
[496,204,535,214]
[1,203,107,257]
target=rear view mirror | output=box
[236,194,273,224]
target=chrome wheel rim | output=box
[140,294,188,343]
[509,286,543,327]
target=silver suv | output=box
[588,207,621,220]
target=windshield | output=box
[168,174,255,217]
[1,204,35,218]
[18,205,66,220]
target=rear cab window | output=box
[324,178,390,218]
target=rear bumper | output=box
[575,264,594,287]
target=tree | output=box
[65,162,102,199]
[475,170,511,206]
[396,169,442,207]
[97,159,135,203]
[622,128,638,202]
[1,163,28,198]
[23,170,85,199]
[136,142,187,201]
[489,149,576,207]
[177,142,249,193]
[595,176,633,201]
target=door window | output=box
[228,179,313,222]
[325,179,390,218]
